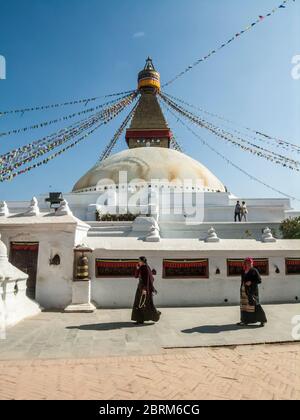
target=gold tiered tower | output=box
[125,58,172,149]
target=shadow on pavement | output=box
[182,324,263,334]
[66,322,155,331]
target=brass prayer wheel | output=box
[73,245,93,282]
[76,255,89,280]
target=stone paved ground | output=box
[0,304,300,400]
[0,343,300,400]
[0,304,299,360]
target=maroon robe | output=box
[131,265,161,323]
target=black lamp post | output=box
[45,192,63,211]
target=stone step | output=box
[89,226,132,232]
[87,224,133,237]
[87,231,130,237]
[87,221,133,228]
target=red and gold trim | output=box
[227,258,269,276]
[96,259,138,268]
[164,259,208,268]
[95,259,139,278]
[285,258,300,275]
[240,285,255,313]
[126,128,172,142]
[10,242,39,252]
[163,259,209,279]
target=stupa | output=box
[1,59,299,311]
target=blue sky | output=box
[0,0,300,208]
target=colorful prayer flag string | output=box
[98,100,139,163]
[0,93,137,139]
[163,0,295,88]
[0,89,135,118]
[0,93,136,171]
[170,132,184,152]
[0,94,138,181]
[159,93,300,171]
[160,99,300,202]
[162,91,300,154]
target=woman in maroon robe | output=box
[237,257,267,327]
[131,257,161,324]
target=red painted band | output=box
[126,129,172,140]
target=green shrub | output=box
[280,216,300,239]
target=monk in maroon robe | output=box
[131,256,161,324]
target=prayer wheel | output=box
[76,255,89,280]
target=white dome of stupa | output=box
[72,147,225,193]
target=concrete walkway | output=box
[1,304,299,360]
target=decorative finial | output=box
[25,197,40,216]
[145,57,155,70]
[0,201,9,218]
[262,227,276,243]
[205,227,220,243]
[144,218,160,242]
[55,199,73,216]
